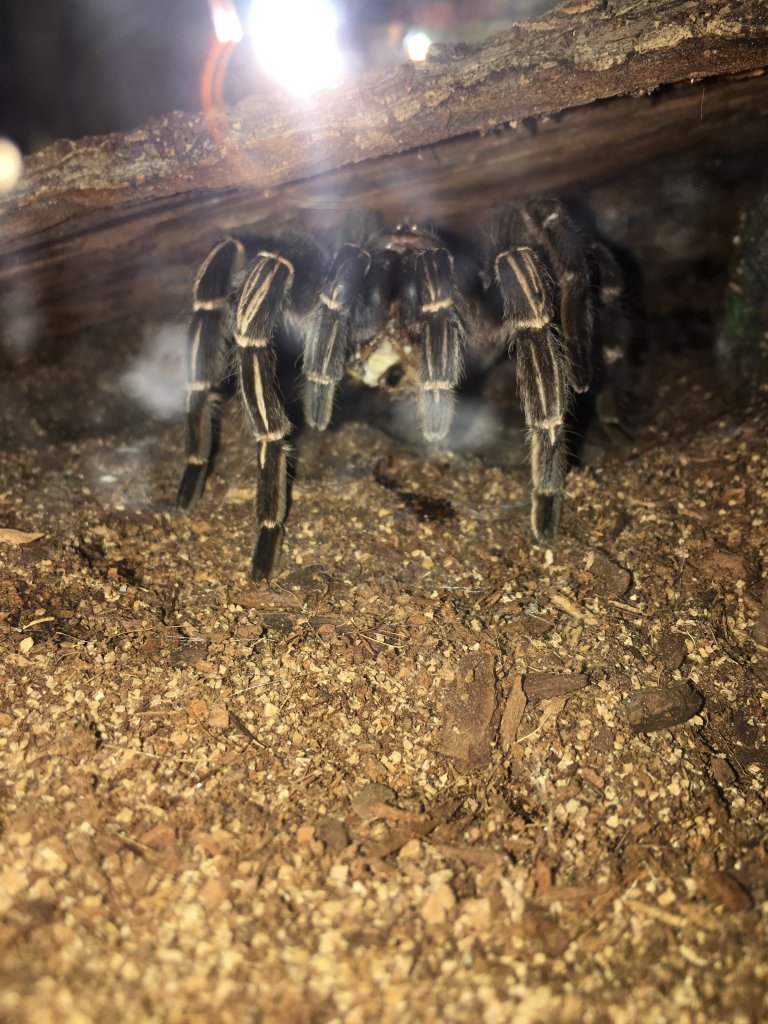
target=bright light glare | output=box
[0,137,22,193]
[209,0,244,44]
[404,30,431,62]
[249,0,344,97]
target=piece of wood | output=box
[523,673,590,702]
[1,0,767,241]
[1,71,765,335]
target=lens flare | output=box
[0,137,23,193]
[404,30,431,63]
[208,0,244,44]
[249,0,345,97]
[201,2,242,146]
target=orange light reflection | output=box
[201,0,244,156]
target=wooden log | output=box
[1,0,767,243]
[0,0,766,346]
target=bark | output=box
[1,0,766,243]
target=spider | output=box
[177,200,628,579]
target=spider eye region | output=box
[384,222,437,252]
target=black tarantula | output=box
[177,200,628,579]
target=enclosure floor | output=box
[1,345,767,1024]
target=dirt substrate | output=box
[1,341,767,1023]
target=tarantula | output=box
[177,200,627,578]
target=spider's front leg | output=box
[234,250,296,578]
[302,243,372,429]
[410,246,465,440]
[529,199,594,394]
[496,245,569,542]
[178,238,244,510]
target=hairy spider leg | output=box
[409,246,465,440]
[178,237,244,510]
[495,244,568,542]
[302,243,372,429]
[528,198,595,394]
[350,247,396,342]
[591,240,632,427]
[234,250,296,578]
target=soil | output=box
[1,328,767,1023]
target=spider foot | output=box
[304,377,335,431]
[531,493,562,543]
[251,525,284,579]
[177,461,209,510]
[420,388,456,441]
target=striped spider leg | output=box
[232,247,299,578]
[178,236,297,578]
[525,201,632,426]
[410,242,466,440]
[487,201,594,542]
[302,241,373,430]
[177,237,245,511]
[525,198,595,393]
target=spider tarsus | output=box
[250,526,284,579]
[420,390,455,441]
[532,494,562,542]
[304,381,336,431]
[177,463,208,511]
